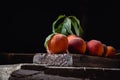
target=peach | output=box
[86,40,104,56]
[67,35,86,54]
[105,46,116,58]
[102,44,107,56]
[46,33,68,54]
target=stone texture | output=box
[9,64,120,80]
[9,69,81,80]
[33,53,73,67]
[1,63,120,80]
[0,64,22,80]
[1,53,120,80]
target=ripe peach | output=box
[67,35,86,54]
[105,46,116,58]
[102,44,107,56]
[46,33,68,54]
[86,40,104,56]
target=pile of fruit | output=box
[44,15,116,58]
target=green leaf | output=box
[51,15,84,37]
[44,33,55,49]
[70,18,80,36]
[63,18,73,35]
[61,25,67,35]
[54,23,64,33]
[69,16,84,36]
[52,15,66,33]
[53,21,68,35]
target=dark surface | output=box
[9,64,120,80]
[0,53,35,64]
[1,63,120,80]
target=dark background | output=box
[1,1,120,53]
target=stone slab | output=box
[9,64,120,80]
[1,63,120,80]
[33,53,120,68]
[0,64,22,80]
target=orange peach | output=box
[105,46,116,58]
[67,35,86,54]
[86,40,104,56]
[46,33,68,54]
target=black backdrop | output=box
[1,1,120,53]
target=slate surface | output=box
[1,63,120,80]
[0,64,22,80]
[1,53,120,80]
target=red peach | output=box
[86,40,104,56]
[67,35,86,54]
